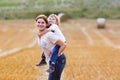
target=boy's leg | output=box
[41,52,46,60]
[47,45,60,73]
[36,52,47,66]
[51,45,60,63]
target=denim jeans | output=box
[48,53,66,80]
[50,45,60,63]
[41,52,45,59]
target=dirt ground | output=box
[0,19,120,80]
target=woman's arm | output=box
[55,40,66,56]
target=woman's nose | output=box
[39,23,43,25]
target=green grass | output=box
[0,0,120,20]
[0,2,21,7]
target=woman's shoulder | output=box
[51,24,57,26]
[45,31,55,37]
[48,31,59,37]
[46,31,59,41]
[50,24,58,28]
[50,24,60,31]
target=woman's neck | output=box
[39,28,46,32]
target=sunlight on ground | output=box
[0,19,120,80]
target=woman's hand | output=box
[55,40,66,56]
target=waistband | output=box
[56,53,66,64]
[58,53,66,59]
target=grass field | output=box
[0,19,120,80]
[0,0,120,19]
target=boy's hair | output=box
[48,14,61,26]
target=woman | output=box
[36,14,66,73]
[35,14,66,80]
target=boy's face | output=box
[48,16,57,25]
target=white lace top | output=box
[49,24,66,42]
[38,32,60,63]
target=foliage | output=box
[0,0,120,19]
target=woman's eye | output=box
[37,21,45,24]
[41,22,45,24]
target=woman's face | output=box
[36,18,46,31]
[48,16,57,25]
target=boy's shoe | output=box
[46,64,55,73]
[36,60,47,66]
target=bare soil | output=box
[0,19,120,80]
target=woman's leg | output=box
[48,53,66,80]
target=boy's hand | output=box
[46,28,51,32]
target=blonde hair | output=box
[48,14,61,26]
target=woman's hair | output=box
[48,14,60,26]
[35,14,48,23]
[35,14,50,28]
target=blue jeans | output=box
[50,45,60,63]
[48,53,66,80]
[41,52,45,59]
